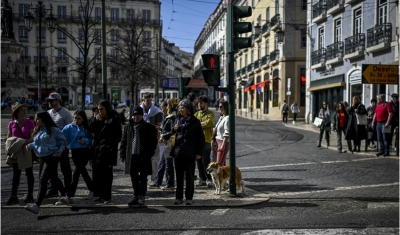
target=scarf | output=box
[131,122,142,155]
[141,102,162,123]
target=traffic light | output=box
[228,5,252,53]
[178,77,191,99]
[201,54,220,87]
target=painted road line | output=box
[179,230,200,235]
[368,202,399,209]
[210,208,229,215]
[242,228,399,235]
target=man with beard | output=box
[194,95,215,187]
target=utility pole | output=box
[101,0,107,100]
[155,34,160,105]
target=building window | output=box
[274,34,278,50]
[275,0,279,14]
[78,28,84,42]
[58,48,67,62]
[111,49,119,60]
[252,0,255,7]
[58,28,67,43]
[273,79,279,107]
[36,28,45,43]
[354,7,362,34]
[127,9,135,22]
[94,29,101,43]
[257,44,261,60]
[143,31,151,44]
[378,0,387,24]
[58,6,67,19]
[266,7,270,21]
[251,49,254,63]
[111,30,119,42]
[19,26,28,42]
[301,0,307,11]
[111,8,119,22]
[95,7,101,21]
[265,39,269,56]
[95,48,101,60]
[318,27,324,49]
[334,19,342,43]
[19,4,29,17]
[257,15,261,27]
[300,29,306,49]
[111,68,119,80]
[142,10,151,23]
[79,7,86,21]
[21,46,29,57]
[244,54,248,66]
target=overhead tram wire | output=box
[162,0,211,16]
[163,0,175,38]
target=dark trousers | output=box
[282,113,288,123]
[376,122,390,154]
[153,144,175,187]
[49,148,71,194]
[36,156,66,207]
[130,156,148,197]
[336,127,351,151]
[69,148,93,197]
[293,113,298,122]
[319,128,330,145]
[11,163,34,198]
[93,162,113,201]
[175,157,196,200]
[196,143,212,182]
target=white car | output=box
[117,101,126,108]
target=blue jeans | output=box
[153,143,175,187]
[376,122,390,154]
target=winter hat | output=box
[132,106,144,116]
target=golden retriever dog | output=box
[206,162,244,195]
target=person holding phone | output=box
[62,109,94,201]
[24,112,68,214]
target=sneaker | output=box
[148,183,160,189]
[93,197,103,203]
[24,196,34,204]
[161,186,175,190]
[195,180,206,187]
[24,203,40,214]
[292,121,295,125]
[45,190,59,198]
[173,199,183,205]
[6,196,18,205]
[128,196,139,206]
[138,196,145,206]
[184,200,192,205]
[103,200,112,205]
[206,180,214,188]
[84,192,94,200]
[55,196,69,206]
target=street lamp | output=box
[24,1,56,109]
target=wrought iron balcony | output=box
[326,41,343,60]
[326,0,344,15]
[344,33,365,55]
[36,37,46,43]
[270,14,280,28]
[254,60,260,69]
[366,23,392,48]
[241,68,246,75]
[261,55,269,65]
[311,48,326,65]
[262,22,270,34]
[269,50,279,61]
[236,70,241,77]
[34,56,48,63]
[55,57,69,63]
[246,63,254,73]
[312,0,327,19]
[20,56,31,63]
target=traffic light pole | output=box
[226,3,237,196]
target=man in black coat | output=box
[120,106,158,206]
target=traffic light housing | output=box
[201,54,220,87]
[178,77,191,99]
[228,6,253,53]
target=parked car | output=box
[117,101,126,108]
[85,102,94,110]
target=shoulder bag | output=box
[355,113,367,125]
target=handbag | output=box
[164,134,176,159]
[355,113,367,125]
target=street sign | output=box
[286,91,291,95]
[362,64,398,84]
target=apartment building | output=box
[235,0,307,120]
[4,0,161,108]
[307,0,399,121]
[193,0,227,101]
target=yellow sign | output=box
[362,64,398,84]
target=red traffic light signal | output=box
[201,54,220,69]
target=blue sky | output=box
[160,0,220,53]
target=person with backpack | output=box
[290,101,300,125]
[281,100,289,125]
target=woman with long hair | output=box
[317,101,331,147]
[6,103,35,205]
[346,96,367,152]
[150,99,176,190]
[88,100,122,204]
[213,100,230,166]
[333,102,350,153]
[24,112,68,214]
[171,99,204,205]
[366,98,377,149]
[62,109,94,200]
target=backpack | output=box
[282,103,288,113]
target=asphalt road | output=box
[1,111,399,234]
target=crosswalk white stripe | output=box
[240,157,398,170]
[368,202,399,209]
[241,228,399,235]
[179,230,200,235]
[210,208,229,215]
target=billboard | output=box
[162,78,179,89]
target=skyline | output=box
[160,0,221,53]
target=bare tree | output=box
[107,12,160,105]
[49,0,100,109]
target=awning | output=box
[307,75,345,92]
[258,80,270,88]
[250,84,257,91]
[244,77,254,87]
[186,78,209,89]
[244,87,250,92]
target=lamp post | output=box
[24,1,56,109]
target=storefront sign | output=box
[161,78,179,89]
[362,64,398,84]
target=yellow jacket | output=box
[194,109,216,143]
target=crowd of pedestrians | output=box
[5,92,230,213]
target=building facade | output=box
[2,0,162,108]
[234,0,307,119]
[306,0,399,122]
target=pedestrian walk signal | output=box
[201,54,220,87]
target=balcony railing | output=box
[246,63,254,73]
[241,68,246,75]
[312,0,327,19]
[326,41,343,60]
[270,14,280,28]
[326,0,343,10]
[73,77,83,84]
[254,60,260,69]
[262,22,270,34]
[55,57,69,63]
[311,48,326,65]
[269,50,279,61]
[34,56,48,63]
[344,33,365,55]
[261,55,269,65]
[236,70,241,77]
[366,23,392,48]
[20,56,31,63]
